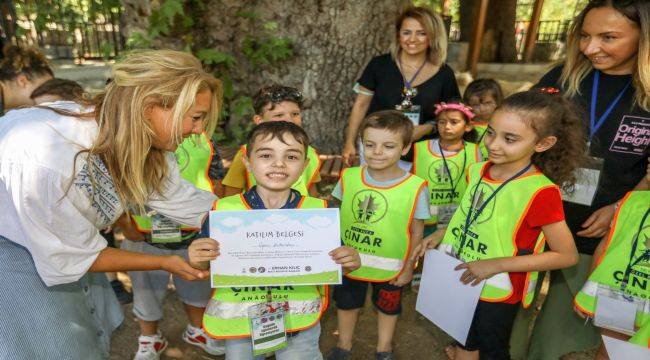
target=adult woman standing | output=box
[341,6,460,167]
[0,50,221,359]
[519,2,650,359]
[0,45,53,115]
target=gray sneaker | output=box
[375,351,395,360]
[327,347,352,360]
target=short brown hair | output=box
[359,110,413,147]
[30,78,84,101]
[246,121,310,158]
[252,85,303,115]
[0,45,53,81]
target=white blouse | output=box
[0,102,216,286]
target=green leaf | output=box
[231,96,254,119]
[160,0,185,23]
[196,48,236,68]
[220,73,234,99]
[262,21,278,31]
[126,30,152,49]
[234,10,258,20]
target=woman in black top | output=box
[342,6,460,166]
[519,2,650,359]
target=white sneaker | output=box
[182,324,226,355]
[134,333,168,360]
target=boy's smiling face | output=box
[361,127,410,172]
[243,132,308,192]
[253,101,303,126]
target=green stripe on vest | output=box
[244,144,320,196]
[132,133,213,232]
[441,162,554,307]
[413,140,479,225]
[340,167,426,282]
[575,191,650,328]
[203,194,328,338]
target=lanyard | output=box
[398,58,426,91]
[438,140,467,200]
[620,206,650,293]
[590,70,632,140]
[457,163,533,257]
[245,187,300,209]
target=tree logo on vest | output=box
[428,159,459,188]
[633,225,650,270]
[460,182,496,224]
[352,190,388,224]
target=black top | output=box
[358,53,461,125]
[536,65,649,254]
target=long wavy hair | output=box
[560,0,649,111]
[85,50,222,212]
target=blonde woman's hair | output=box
[560,0,650,111]
[87,49,222,212]
[389,6,448,66]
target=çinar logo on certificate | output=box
[209,208,343,287]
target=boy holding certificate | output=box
[328,110,430,360]
[188,121,360,359]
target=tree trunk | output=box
[119,0,151,41]
[120,0,408,153]
[459,0,517,62]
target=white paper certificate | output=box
[209,208,342,288]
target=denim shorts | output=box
[224,322,322,360]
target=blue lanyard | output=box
[438,141,467,199]
[457,163,532,257]
[590,70,632,140]
[399,58,426,90]
[244,187,301,209]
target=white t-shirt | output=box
[0,102,216,286]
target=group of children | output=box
[30,74,648,359]
[177,78,649,360]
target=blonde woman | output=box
[0,50,221,359]
[341,5,460,169]
[519,1,650,359]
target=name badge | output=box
[594,285,638,335]
[436,204,458,228]
[151,214,182,243]
[562,157,604,206]
[401,105,421,126]
[248,301,289,356]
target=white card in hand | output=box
[594,296,637,335]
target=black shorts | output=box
[333,276,403,315]
[458,300,519,360]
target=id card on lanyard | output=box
[402,104,421,126]
[564,71,631,206]
[248,298,289,356]
[151,213,182,243]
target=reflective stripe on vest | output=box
[132,133,214,232]
[574,191,650,328]
[243,145,321,196]
[203,194,328,339]
[412,140,479,225]
[440,162,554,307]
[340,167,427,282]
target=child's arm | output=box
[390,219,424,286]
[188,238,220,270]
[456,220,578,286]
[330,246,361,273]
[412,227,446,260]
[308,185,319,198]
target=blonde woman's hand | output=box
[188,238,220,270]
[342,142,357,167]
[161,255,210,280]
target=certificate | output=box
[209,208,342,287]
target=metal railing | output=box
[1,1,124,60]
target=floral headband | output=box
[434,102,476,120]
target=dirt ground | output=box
[109,277,596,360]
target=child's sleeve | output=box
[331,179,343,201]
[413,185,432,220]
[221,149,246,189]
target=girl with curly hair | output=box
[416,90,585,360]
